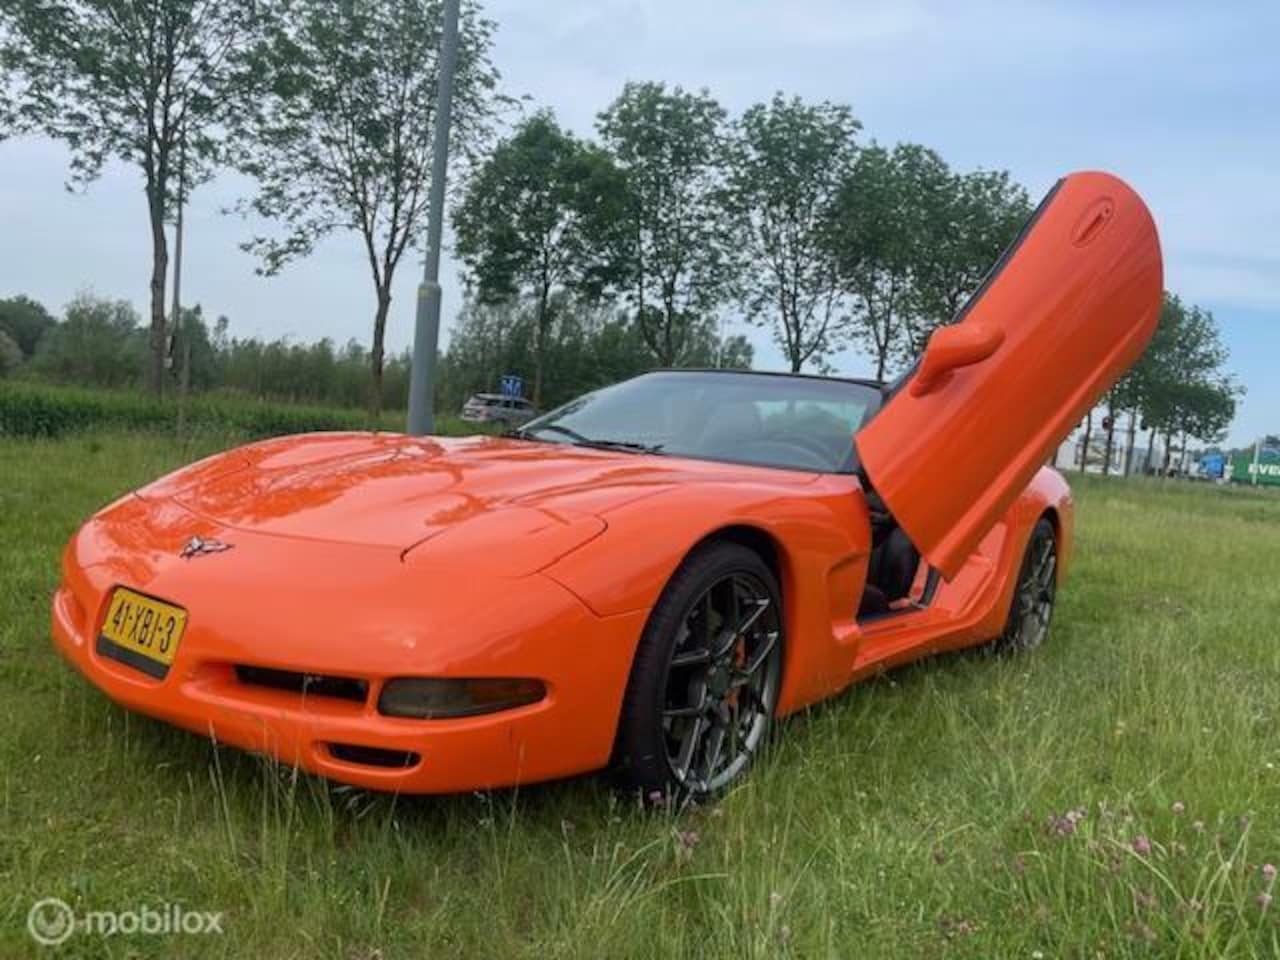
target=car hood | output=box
[135,432,817,560]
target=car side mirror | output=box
[909,321,1006,398]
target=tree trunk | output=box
[1102,406,1117,476]
[147,187,169,398]
[1145,427,1157,475]
[533,283,549,408]
[1123,410,1138,477]
[1080,410,1093,473]
[369,287,392,420]
[661,296,675,367]
[1161,432,1173,474]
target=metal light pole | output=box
[173,126,190,436]
[406,0,461,435]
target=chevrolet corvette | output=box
[51,170,1162,798]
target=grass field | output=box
[2,429,1278,958]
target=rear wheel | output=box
[994,517,1057,654]
[613,542,784,800]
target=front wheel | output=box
[612,542,784,800]
[994,517,1057,654]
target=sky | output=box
[1,0,1276,446]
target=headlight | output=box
[377,677,546,719]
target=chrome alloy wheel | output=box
[660,572,783,793]
[1002,521,1057,652]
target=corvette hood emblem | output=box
[179,536,233,560]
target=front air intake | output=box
[326,743,420,768]
[234,665,368,704]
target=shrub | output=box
[0,330,22,377]
[0,381,385,440]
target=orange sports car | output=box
[51,171,1162,799]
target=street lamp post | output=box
[406,0,461,435]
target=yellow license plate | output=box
[98,588,188,677]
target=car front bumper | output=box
[51,519,648,794]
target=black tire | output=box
[993,517,1057,654]
[612,541,784,800]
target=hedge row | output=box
[0,380,390,440]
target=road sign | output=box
[500,374,524,399]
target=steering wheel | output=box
[769,431,844,463]
[734,437,833,471]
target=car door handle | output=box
[910,321,1006,398]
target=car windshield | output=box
[515,371,882,473]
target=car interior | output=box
[854,367,934,621]
[527,370,936,622]
[667,381,933,621]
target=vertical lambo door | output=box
[856,170,1163,579]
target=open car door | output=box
[856,171,1162,579]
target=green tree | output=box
[827,143,941,380]
[437,296,752,416]
[1119,294,1239,473]
[33,293,147,386]
[906,168,1031,354]
[725,94,861,372]
[166,304,219,391]
[0,329,21,376]
[454,111,624,406]
[1170,379,1237,451]
[0,0,258,395]
[597,82,734,366]
[0,295,57,358]
[234,0,501,415]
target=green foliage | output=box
[0,294,56,357]
[29,293,148,388]
[234,0,503,413]
[0,379,388,440]
[1123,294,1241,452]
[0,329,21,376]
[454,111,626,405]
[822,144,1031,379]
[725,93,861,372]
[905,167,1032,354]
[0,0,261,393]
[436,297,752,414]
[828,143,944,379]
[597,82,735,365]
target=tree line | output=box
[0,0,1241,448]
[0,1,1030,408]
[1096,294,1241,473]
[455,92,1035,405]
[0,289,748,415]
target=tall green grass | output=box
[0,433,1277,957]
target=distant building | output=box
[1051,435,1176,476]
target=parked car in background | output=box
[461,393,537,427]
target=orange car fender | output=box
[543,477,875,717]
[964,466,1075,645]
